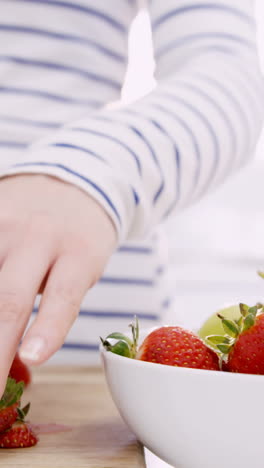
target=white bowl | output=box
[101,333,264,468]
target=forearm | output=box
[1,1,263,243]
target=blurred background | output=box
[122,7,264,332]
[124,9,264,468]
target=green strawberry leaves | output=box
[206,335,234,355]
[103,333,133,347]
[17,403,31,422]
[100,316,139,358]
[218,316,239,338]
[239,303,249,317]
[0,378,24,409]
[206,299,264,360]
[100,337,132,358]
[243,314,255,332]
[206,335,232,346]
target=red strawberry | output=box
[0,422,38,448]
[0,403,19,434]
[206,303,264,374]
[0,378,24,433]
[9,353,31,387]
[101,318,220,371]
[137,326,220,370]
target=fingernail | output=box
[19,337,45,363]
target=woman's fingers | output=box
[0,220,56,393]
[20,252,93,365]
[0,177,117,378]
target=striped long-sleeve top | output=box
[0,0,263,364]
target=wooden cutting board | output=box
[0,366,146,468]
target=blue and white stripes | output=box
[0,0,134,125]
[0,0,263,363]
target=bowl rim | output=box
[100,326,264,382]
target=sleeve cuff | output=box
[0,146,141,244]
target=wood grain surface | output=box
[0,366,146,468]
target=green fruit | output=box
[198,305,241,341]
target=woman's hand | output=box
[0,174,117,394]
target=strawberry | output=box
[206,303,264,374]
[0,378,24,433]
[9,353,31,387]
[138,326,220,370]
[0,422,38,448]
[0,378,37,449]
[101,317,220,370]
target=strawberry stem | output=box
[101,316,139,358]
[129,316,139,357]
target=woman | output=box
[0,0,262,395]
